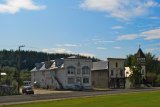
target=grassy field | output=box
[1,91,160,107]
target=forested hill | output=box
[0,50,100,70]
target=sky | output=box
[0,0,160,60]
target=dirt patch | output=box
[33,89,72,95]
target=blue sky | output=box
[0,0,160,60]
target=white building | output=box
[125,67,132,88]
[31,56,92,90]
[125,67,132,78]
[125,47,146,88]
[136,48,146,78]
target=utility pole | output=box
[17,45,25,94]
[0,64,1,83]
[0,64,3,83]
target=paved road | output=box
[0,88,160,106]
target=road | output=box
[0,88,160,106]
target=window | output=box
[67,66,76,75]
[68,78,75,84]
[83,78,89,84]
[116,62,118,68]
[120,70,123,77]
[82,66,90,75]
[111,70,114,76]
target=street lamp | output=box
[17,45,25,94]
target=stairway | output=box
[50,70,64,89]
[54,76,64,89]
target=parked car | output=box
[22,86,34,95]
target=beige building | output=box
[92,61,108,88]
[108,58,126,88]
[31,56,92,90]
[92,58,126,89]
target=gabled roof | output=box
[40,63,46,71]
[136,48,145,58]
[107,58,126,60]
[31,59,65,72]
[45,61,54,69]
[67,56,78,59]
[31,57,92,72]
[92,61,108,71]
[31,62,44,72]
[31,67,37,72]
[50,62,57,70]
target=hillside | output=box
[0,50,100,70]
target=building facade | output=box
[92,58,125,89]
[92,61,108,88]
[125,47,146,88]
[125,67,132,88]
[108,58,126,88]
[31,57,92,90]
[136,47,146,78]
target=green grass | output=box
[1,91,160,107]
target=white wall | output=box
[56,68,66,89]
[31,58,92,89]
[141,66,146,77]
[64,59,92,89]
[125,67,132,78]
[31,70,45,87]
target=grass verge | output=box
[1,91,160,107]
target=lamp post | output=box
[17,45,25,94]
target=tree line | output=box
[0,49,100,70]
